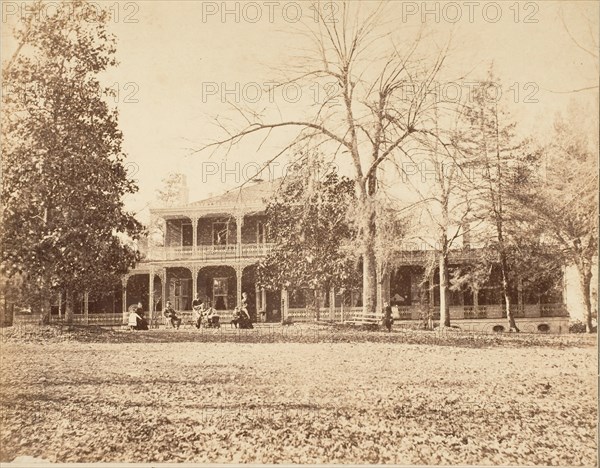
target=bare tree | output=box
[195,2,449,316]
[548,4,599,94]
[400,109,473,328]
[454,71,536,332]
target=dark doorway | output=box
[265,289,282,322]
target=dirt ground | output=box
[0,326,597,464]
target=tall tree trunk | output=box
[499,250,519,332]
[576,260,594,333]
[360,174,378,318]
[439,252,450,328]
[65,289,74,324]
[41,297,51,325]
[376,266,386,315]
[38,281,51,325]
[362,205,378,317]
[363,234,378,317]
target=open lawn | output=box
[0,325,597,465]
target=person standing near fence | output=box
[239,305,253,329]
[192,294,204,329]
[241,292,250,321]
[382,301,393,332]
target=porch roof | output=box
[151,178,282,217]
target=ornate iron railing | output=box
[148,243,274,261]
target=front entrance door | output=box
[212,277,228,310]
[169,278,191,310]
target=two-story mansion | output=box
[123,178,281,325]
[113,177,572,333]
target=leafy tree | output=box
[1,0,143,323]
[258,158,360,297]
[370,197,409,313]
[514,104,598,332]
[451,237,565,313]
[403,111,473,328]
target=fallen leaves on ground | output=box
[1,324,596,348]
[0,325,596,464]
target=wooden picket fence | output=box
[286,307,382,325]
[11,313,125,326]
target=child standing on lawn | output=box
[192,294,204,329]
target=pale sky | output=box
[2,1,599,222]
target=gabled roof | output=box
[188,178,282,210]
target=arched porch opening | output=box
[126,274,150,312]
[242,265,258,322]
[166,267,192,311]
[242,264,282,323]
[151,275,163,314]
[197,266,237,311]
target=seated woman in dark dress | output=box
[128,303,148,330]
[136,302,149,330]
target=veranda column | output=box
[191,265,198,300]
[161,268,167,311]
[236,265,242,308]
[255,285,261,322]
[236,213,243,259]
[155,268,166,327]
[149,269,155,324]
[84,292,89,325]
[429,269,435,327]
[191,217,198,255]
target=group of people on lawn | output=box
[128,292,253,330]
[129,293,394,331]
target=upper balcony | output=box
[145,206,275,262]
[148,242,274,261]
